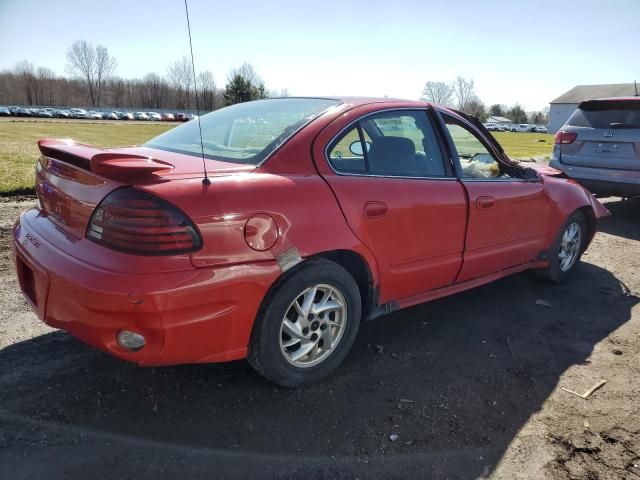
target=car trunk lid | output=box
[35,139,255,239]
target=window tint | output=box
[567,101,640,129]
[444,118,503,179]
[327,110,447,177]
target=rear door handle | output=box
[363,201,388,218]
[476,196,495,209]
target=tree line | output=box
[0,40,280,111]
[0,40,549,124]
[421,77,549,125]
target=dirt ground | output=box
[0,197,638,480]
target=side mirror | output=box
[349,140,371,156]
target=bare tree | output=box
[451,76,475,111]
[421,81,453,105]
[197,70,217,111]
[66,40,116,107]
[141,73,168,109]
[94,45,117,107]
[15,61,38,105]
[108,77,127,107]
[465,96,487,121]
[167,57,192,109]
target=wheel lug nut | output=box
[302,327,309,335]
[308,313,315,320]
[311,333,318,341]
[320,324,327,331]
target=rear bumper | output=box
[549,160,640,197]
[13,209,281,366]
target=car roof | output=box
[581,97,640,104]
[273,96,432,108]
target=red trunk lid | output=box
[35,139,254,239]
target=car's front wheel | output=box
[535,211,587,283]
[248,258,361,387]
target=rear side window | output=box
[327,110,448,178]
[567,100,640,129]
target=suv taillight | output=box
[87,187,201,255]
[554,130,577,145]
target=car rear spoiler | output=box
[37,139,174,177]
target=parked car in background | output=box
[0,106,10,117]
[15,107,32,117]
[14,97,609,386]
[70,108,88,119]
[484,122,497,131]
[147,112,162,121]
[102,111,119,120]
[36,109,53,118]
[175,113,189,122]
[118,112,134,120]
[511,123,532,132]
[87,111,102,120]
[549,97,640,198]
[161,113,175,121]
[535,125,548,133]
[134,112,150,121]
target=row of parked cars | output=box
[484,122,548,133]
[0,106,197,122]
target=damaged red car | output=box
[13,97,609,386]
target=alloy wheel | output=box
[279,284,347,368]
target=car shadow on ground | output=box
[2,262,637,479]
[1,238,639,479]
[598,198,640,241]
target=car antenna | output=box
[184,0,210,185]
[635,80,639,97]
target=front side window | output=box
[146,98,340,165]
[444,117,507,179]
[328,110,448,177]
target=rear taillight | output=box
[554,130,577,145]
[87,187,201,255]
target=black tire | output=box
[534,211,587,283]
[248,258,361,387]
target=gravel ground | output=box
[0,197,638,480]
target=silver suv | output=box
[549,98,640,198]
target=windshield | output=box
[567,100,640,129]
[146,98,341,165]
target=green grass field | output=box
[0,120,174,194]
[0,120,554,195]
[492,132,554,160]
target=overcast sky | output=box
[1,0,638,110]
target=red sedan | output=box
[13,98,609,386]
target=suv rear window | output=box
[566,100,640,129]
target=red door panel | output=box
[457,180,549,282]
[322,175,467,302]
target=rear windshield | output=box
[567,100,640,129]
[146,98,340,164]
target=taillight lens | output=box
[554,130,577,144]
[87,187,201,255]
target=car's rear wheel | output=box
[248,258,361,387]
[534,211,587,283]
